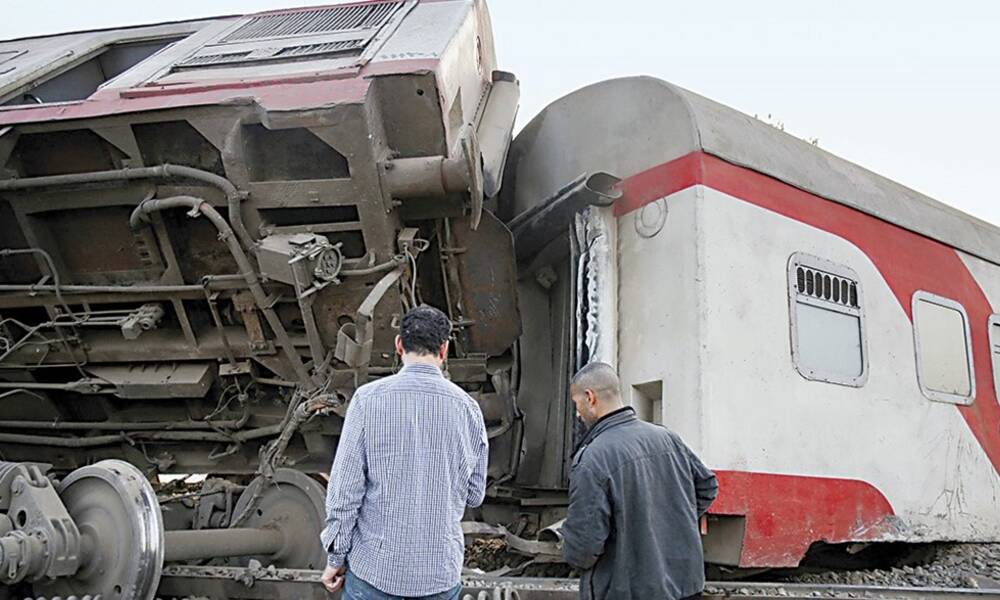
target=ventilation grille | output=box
[176,40,364,68]
[179,52,253,67]
[276,40,364,57]
[221,2,404,43]
[795,266,859,308]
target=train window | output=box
[912,292,974,405]
[788,253,867,387]
[2,38,186,106]
[989,315,1000,404]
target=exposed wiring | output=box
[404,239,430,308]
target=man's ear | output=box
[438,340,449,361]
[395,335,405,357]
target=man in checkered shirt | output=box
[320,305,489,599]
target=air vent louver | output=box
[220,1,403,43]
[178,52,253,67]
[276,40,365,57]
[795,266,859,308]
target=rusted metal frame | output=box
[129,195,315,390]
[437,218,472,354]
[0,247,73,316]
[149,212,199,347]
[296,289,326,368]
[245,180,361,207]
[231,291,271,354]
[0,277,249,298]
[259,220,364,237]
[343,266,403,384]
[171,298,199,348]
[1,206,90,371]
[284,249,328,367]
[203,288,238,366]
[0,330,261,364]
[0,163,257,254]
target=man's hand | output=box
[321,565,346,593]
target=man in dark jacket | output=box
[562,362,718,600]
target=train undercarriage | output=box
[0,2,592,596]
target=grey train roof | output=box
[505,76,1000,266]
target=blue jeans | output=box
[343,570,462,600]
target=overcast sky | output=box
[3,1,998,225]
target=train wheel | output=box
[229,468,327,569]
[34,460,163,600]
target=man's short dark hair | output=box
[572,362,621,401]
[400,305,452,355]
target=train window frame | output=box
[787,253,868,387]
[989,314,1000,405]
[1,36,186,106]
[911,291,975,405]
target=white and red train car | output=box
[502,76,1000,570]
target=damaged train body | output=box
[4,0,1000,598]
[0,1,531,597]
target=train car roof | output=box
[506,76,1000,267]
[0,0,482,126]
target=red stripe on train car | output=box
[711,471,896,567]
[616,151,1000,566]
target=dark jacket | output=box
[562,407,718,600]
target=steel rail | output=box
[155,567,1000,600]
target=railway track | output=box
[151,567,1000,599]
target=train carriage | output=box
[502,76,1000,569]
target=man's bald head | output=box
[570,362,623,425]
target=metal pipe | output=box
[129,196,315,389]
[339,255,407,277]
[163,528,284,562]
[0,424,283,448]
[0,279,247,295]
[0,247,72,315]
[0,418,246,431]
[0,164,256,253]
[381,155,470,198]
[508,171,622,263]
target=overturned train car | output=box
[3,0,1000,598]
[0,1,529,597]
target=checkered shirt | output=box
[320,362,489,596]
